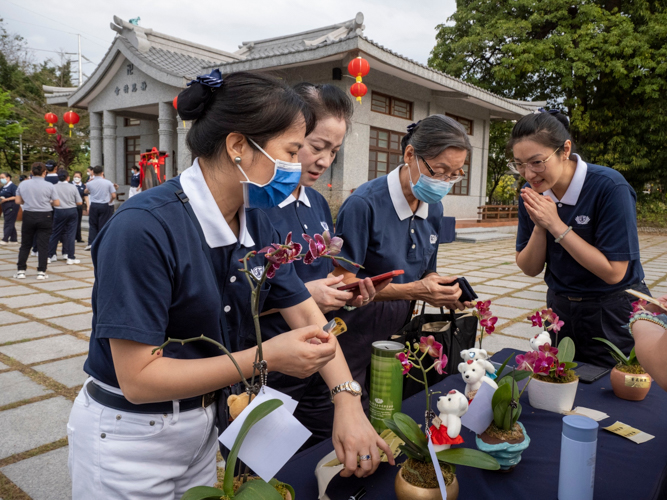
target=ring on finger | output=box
[362,298,370,303]
[359,454,372,461]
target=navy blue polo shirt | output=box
[260,187,334,339]
[85,173,310,389]
[516,157,644,296]
[45,173,59,185]
[334,166,442,282]
[0,181,18,211]
[130,172,141,188]
[72,182,86,199]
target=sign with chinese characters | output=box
[625,375,651,388]
[115,81,148,95]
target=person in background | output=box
[128,165,141,198]
[0,172,19,245]
[49,168,82,265]
[86,166,94,183]
[85,166,116,250]
[44,160,59,185]
[14,162,60,279]
[19,175,27,183]
[71,171,87,243]
[630,295,667,391]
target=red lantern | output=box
[63,110,80,137]
[44,112,58,126]
[46,127,57,134]
[350,82,368,103]
[347,56,370,82]
[173,96,178,109]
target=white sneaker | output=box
[49,255,58,263]
[31,251,38,257]
[84,245,91,251]
[36,271,48,280]
[60,254,68,260]
[10,241,18,245]
[14,270,26,279]
[67,259,80,265]
[0,241,7,245]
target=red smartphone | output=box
[337,270,405,293]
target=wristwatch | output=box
[330,380,362,402]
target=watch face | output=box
[350,381,361,393]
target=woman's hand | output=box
[332,396,395,478]
[521,188,564,233]
[305,276,354,314]
[645,294,667,314]
[345,277,389,308]
[414,274,465,309]
[263,325,337,379]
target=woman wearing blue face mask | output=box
[328,114,472,411]
[67,71,391,498]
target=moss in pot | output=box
[594,338,652,401]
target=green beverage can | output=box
[369,340,404,433]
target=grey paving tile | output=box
[21,302,91,319]
[49,313,93,332]
[493,297,546,310]
[0,322,61,343]
[480,333,530,354]
[0,336,89,364]
[0,397,72,459]
[0,284,34,297]
[484,279,530,290]
[488,305,532,320]
[467,271,509,279]
[55,287,93,300]
[0,293,64,308]
[63,270,95,279]
[0,311,28,324]
[34,356,88,388]
[529,284,549,292]
[32,280,92,292]
[0,361,9,370]
[500,321,541,339]
[1,447,71,500]
[473,285,516,296]
[0,370,52,406]
[512,290,548,301]
[504,275,544,284]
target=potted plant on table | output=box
[387,336,500,500]
[518,309,579,413]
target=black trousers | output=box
[88,203,113,245]
[546,282,651,368]
[18,211,53,272]
[75,204,84,242]
[48,208,78,259]
[2,203,18,242]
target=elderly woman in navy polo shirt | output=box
[512,110,649,367]
[330,115,472,408]
[67,72,391,499]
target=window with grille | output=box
[124,117,140,127]
[371,92,413,120]
[125,137,141,185]
[446,113,473,135]
[368,127,404,180]
[451,154,471,196]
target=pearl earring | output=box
[234,156,242,165]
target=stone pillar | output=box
[103,110,117,183]
[158,102,175,180]
[89,112,103,167]
[176,116,191,174]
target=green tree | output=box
[0,90,22,150]
[486,121,513,202]
[429,0,667,194]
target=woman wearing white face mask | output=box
[71,171,86,243]
[328,115,471,411]
[0,172,19,245]
[67,71,391,499]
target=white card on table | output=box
[461,382,496,435]
[426,431,447,499]
[564,406,609,421]
[219,388,311,482]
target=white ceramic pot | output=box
[527,376,579,412]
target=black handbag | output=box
[390,301,478,400]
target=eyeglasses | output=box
[419,156,464,183]
[508,147,560,175]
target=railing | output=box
[478,204,519,220]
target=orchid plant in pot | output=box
[151,231,360,500]
[517,309,579,413]
[387,336,500,500]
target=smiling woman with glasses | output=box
[510,109,649,368]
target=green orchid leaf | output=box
[491,379,512,408]
[180,486,227,500]
[557,337,576,363]
[492,400,507,429]
[436,447,500,470]
[384,418,428,459]
[564,361,578,370]
[393,413,428,450]
[511,370,532,382]
[495,353,515,381]
[268,479,295,500]
[235,478,284,499]
[223,399,283,497]
[511,402,522,426]
[593,337,629,365]
[628,347,638,365]
[399,443,428,462]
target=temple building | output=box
[44,13,538,219]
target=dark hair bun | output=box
[551,112,570,132]
[177,83,215,121]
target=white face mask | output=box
[73,178,81,184]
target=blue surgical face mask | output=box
[237,139,302,209]
[0,178,7,185]
[407,157,453,204]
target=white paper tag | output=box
[564,406,609,422]
[219,388,311,482]
[426,431,447,499]
[461,382,496,435]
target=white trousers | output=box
[68,380,218,500]
[128,187,141,198]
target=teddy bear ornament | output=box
[429,389,469,452]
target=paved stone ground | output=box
[0,225,666,499]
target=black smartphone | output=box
[575,363,610,384]
[442,277,478,303]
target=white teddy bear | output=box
[429,389,469,452]
[530,331,552,351]
[458,358,498,397]
[460,348,496,377]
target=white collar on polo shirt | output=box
[180,158,255,248]
[387,166,429,221]
[278,185,311,208]
[544,154,588,205]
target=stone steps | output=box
[455,227,515,243]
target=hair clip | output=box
[187,68,224,89]
[537,107,560,115]
[407,120,422,133]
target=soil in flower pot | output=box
[395,458,459,500]
[478,422,526,472]
[215,475,293,500]
[610,364,652,401]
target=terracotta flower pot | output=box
[475,421,530,471]
[395,467,459,500]
[609,367,652,401]
[528,376,578,412]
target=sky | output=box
[1,0,457,83]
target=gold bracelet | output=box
[628,313,667,336]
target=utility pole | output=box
[78,34,83,87]
[19,134,24,174]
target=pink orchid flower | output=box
[259,232,302,278]
[419,335,443,358]
[433,351,448,375]
[396,352,413,375]
[555,362,566,377]
[302,231,344,265]
[529,312,543,328]
[480,316,498,335]
[533,351,555,374]
[538,342,559,357]
[516,351,538,371]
